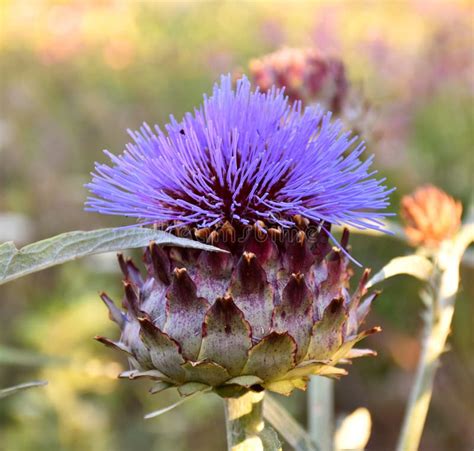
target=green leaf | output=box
[0,380,48,400]
[0,227,225,286]
[367,254,434,288]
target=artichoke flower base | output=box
[96,223,380,398]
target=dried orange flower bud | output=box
[401,185,463,248]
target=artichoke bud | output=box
[96,222,380,398]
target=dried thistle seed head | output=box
[401,185,463,248]
[96,227,381,398]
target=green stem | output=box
[224,391,281,451]
[308,377,333,451]
[395,302,454,451]
[396,223,474,451]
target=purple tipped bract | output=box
[86,75,393,233]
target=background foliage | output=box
[1,1,473,450]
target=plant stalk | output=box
[395,301,454,451]
[224,391,281,451]
[396,223,474,451]
[308,377,333,451]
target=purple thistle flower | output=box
[86,75,393,237]
[91,75,393,400]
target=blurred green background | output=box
[0,1,473,450]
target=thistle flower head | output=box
[401,185,462,248]
[249,47,347,112]
[86,75,392,239]
[90,75,392,399]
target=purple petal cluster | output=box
[86,75,393,233]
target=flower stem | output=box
[396,223,474,451]
[396,301,454,451]
[224,391,281,451]
[308,377,334,451]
